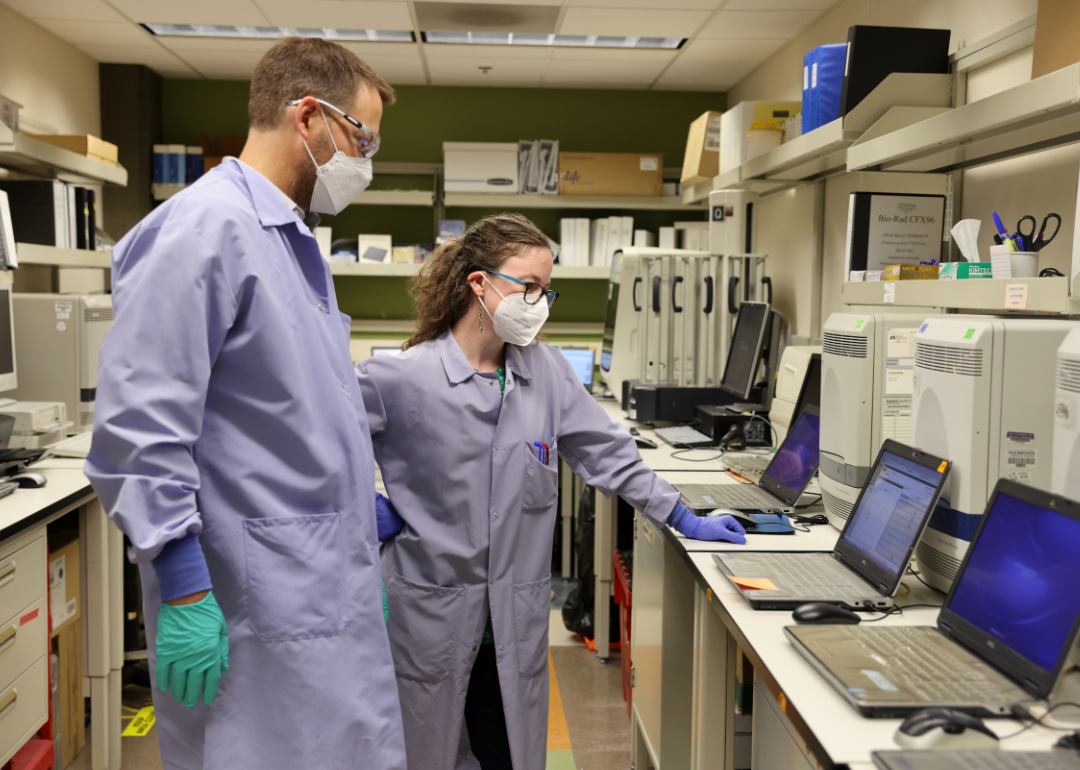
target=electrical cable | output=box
[997,702,1080,739]
[791,512,828,525]
[1040,267,1065,277]
[858,603,943,622]
[670,443,727,462]
[907,566,946,594]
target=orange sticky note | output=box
[725,470,755,484]
[729,576,778,591]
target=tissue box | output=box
[939,262,993,280]
[883,264,939,280]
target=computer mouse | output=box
[635,437,657,449]
[894,708,999,750]
[707,508,757,529]
[7,472,47,489]
[791,602,862,625]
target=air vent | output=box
[822,488,854,520]
[1057,359,1080,394]
[85,308,113,322]
[80,411,94,427]
[915,342,983,377]
[822,332,867,359]
[916,540,962,581]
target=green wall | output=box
[161,81,724,322]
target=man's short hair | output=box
[249,37,396,130]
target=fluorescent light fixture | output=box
[423,32,684,49]
[142,25,415,42]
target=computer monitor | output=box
[559,347,595,388]
[793,353,821,420]
[0,288,15,393]
[720,301,770,400]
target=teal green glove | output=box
[155,592,229,709]
[383,582,389,623]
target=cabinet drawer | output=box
[0,597,46,694]
[0,538,46,630]
[0,656,48,766]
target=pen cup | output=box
[1010,252,1038,278]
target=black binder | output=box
[0,180,69,248]
[839,26,951,117]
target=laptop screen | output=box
[762,407,819,493]
[559,347,595,387]
[840,449,946,583]
[946,490,1080,674]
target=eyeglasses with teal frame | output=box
[486,270,560,307]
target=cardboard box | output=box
[443,142,518,193]
[681,111,723,186]
[1032,0,1080,79]
[48,531,80,639]
[883,264,940,280]
[558,152,663,197]
[939,261,993,279]
[358,234,392,263]
[26,134,118,166]
[52,619,85,767]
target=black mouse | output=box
[791,602,861,625]
[895,708,999,750]
[635,437,657,449]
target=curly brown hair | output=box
[404,214,551,350]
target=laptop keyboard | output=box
[894,751,1080,770]
[754,554,864,598]
[698,484,773,508]
[723,454,771,482]
[832,627,1021,702]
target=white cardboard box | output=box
[358,234,392,263]
[444,142,519,193]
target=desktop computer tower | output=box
[9,293,112,433]
[912,317,1078,592]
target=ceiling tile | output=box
[558,8,709,38]
[653,56,755,91]
[77,44,200,78]
[549,47,676,63]
[415,2,559,33]
[254,0,413,30]
[426,54,547,86]
[176,49,268,78]
[339,42,425,57]
[544,57,666,84]
[696,10,820,39]
[676,37,785,64]
[1,0,125,22]
[354,54,428,84]
[107,0,272,27]
[566,0,720,9]
[417,0,561,6]
[155,37,277,53]
[723,0,835,9]
[422,43,552,59]
[33,19,158,47]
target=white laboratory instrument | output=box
[9,293,112,433]
[768,345,821,445]
[1053,328,1080,501]
[911,317,1078,592]
[0,401,70,448]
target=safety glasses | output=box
[286,97,381,158]
[486,270,559,307]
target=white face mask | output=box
[303,107,373,215]
[481,275,549,346]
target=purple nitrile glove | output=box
[667,502,747,544]
[375,492,405,543]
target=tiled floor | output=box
[68,606,630,770]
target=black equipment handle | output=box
[728,276,740,314]
[632,277,642,311]
[762,276,773,305]
[703,276,714,314]
[652,276,661,312]
[672,276,684,312]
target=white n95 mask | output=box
[482,275,549,346]
[304,108,373,215]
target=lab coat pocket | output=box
[521,439,558,513]
[244,513,346,642]
[385,572,465,684]
[513,575,551,679]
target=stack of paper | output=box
[559,218,593,267]
[585,216,633,267]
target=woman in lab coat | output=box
[356,214,746,770]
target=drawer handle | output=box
[0,625,14,655]
[0,561,14,590]
[0,688,16,720]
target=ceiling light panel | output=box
[559,8,709,39]
[423,32,684,48]
[143,24,415,42]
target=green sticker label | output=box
[854,320,864,329]
[964,328,975,340]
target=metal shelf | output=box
[445,193,700,211]
[841,277,1071,314]
[330,263,610,279]
[741,118,862,182]
[15,243,112,269]
[0,124,127,187]
[848,63,1080,174]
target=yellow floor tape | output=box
[121,704,156,737]
[546,649,575,769]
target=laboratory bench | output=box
[0,459,123,770]
[568,396,1067,770]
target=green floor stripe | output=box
[546,749,576,770]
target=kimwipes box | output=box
[882,264,939,280]
[844,192,945,276]
[559,152,663,197]
[681,111,723,186]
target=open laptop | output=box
[712,440,949,610]
[873,751,1080,770]
[785,479,1080,718]
[675,406,820,513]
[558,346,596,393]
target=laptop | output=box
[785,479,1080,718]
[675,406,820,513]
[558,346,596,394]
[712,440,950,610]
[873,751,1080,770]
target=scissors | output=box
[1016,213,1061,252]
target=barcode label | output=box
[1007,449,1037,469]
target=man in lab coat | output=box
[85,38,406,769]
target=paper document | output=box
[729,577,779,591]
